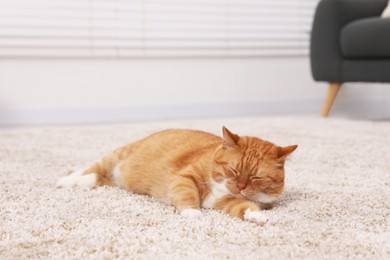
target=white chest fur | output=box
[201,180,229,208]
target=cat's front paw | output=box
[180,208,202,218]
[243,209,269,226]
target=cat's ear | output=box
[222,126,240,148]
[277,145,298,160]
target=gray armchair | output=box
[310,0,390,117]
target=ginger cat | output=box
[57,127,297,226]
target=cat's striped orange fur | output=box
[57,127,297,226]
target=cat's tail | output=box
[56,158,118,188]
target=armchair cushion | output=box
[341,18,390,58]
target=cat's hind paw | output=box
[180,208,202,218]
[56,170,97,188]
[243,209,269,227]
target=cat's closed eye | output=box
[229,167,239,176]
[251,176,262,182]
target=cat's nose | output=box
[237,183,246,190]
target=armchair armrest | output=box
[310,0,387,82]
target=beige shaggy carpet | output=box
[1,116,389,259]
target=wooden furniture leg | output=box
[321,83,341,117]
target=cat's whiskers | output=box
[251,192,279,204]
[240,190,247,197]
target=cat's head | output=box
[213,127,297,206]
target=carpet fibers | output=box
[1,116,389,259]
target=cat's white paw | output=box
[244,209,269,226]
[56,170,97,188]
[180,208,202,218]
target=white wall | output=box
[0,57,389,126]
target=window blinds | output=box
[0,0,319,58]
